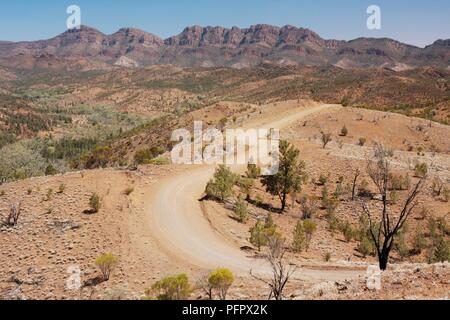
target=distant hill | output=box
[0,24,448,70]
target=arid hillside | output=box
[1,100,449,300]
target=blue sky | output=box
[0,0,448,47]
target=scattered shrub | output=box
[95,253,119,281]
[292,220,306,253]
[207,268,234,300]
[414,163,428,178]
[246,163,261,179]
[300,195,319,220]
[250,220,267,251]
[429,236,450,263]
[412,231,427,255]
[340,125,348,137]
[206,165,237,202]
[317,174,328,186]
[148,157,170,166]
[431,177,444,196]
[303,219,317,252]
[124,187,134,196]
[326,213,340,234]
[357,235,375,258]
[44,189,53,201]
[134,146,166,165]
[250,217,279,251]
[341,222,354,242]
[89,193,101,213]
[395,233,410,260]
[443,188,449,202]
[150,274,192,300]
[358,137,367,146]
[389,173,410,191]
[234,197,248,223]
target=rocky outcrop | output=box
[0,24,448,70]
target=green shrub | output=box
[208,268,234,300]
[303,219,317,251]
[414,163,428,178]
[300,195,319,220]
[150,274,192,300]
[326,213,340,234]
[292,220,306,253]
[443,188,449,202]
[358,137,367,146]
[395,233,410,260]
[134,146,166,165]
[250,220,267,251]
[82,146,113,169]
[89,193,101,213]
[44,188,53,201]
[246,163,261,179]
[318,174,328,186]
[236,177,254,201]
[341,96,350,107]
[45,164,58,176]
[206,165,237,202]
[95,253,119,281]
[389,173,411,191]
[124,187,134,196]
[412,231,427,255]
[234,197,248,223]
[148,157,170,165]
[429,236,450,263]
[0,143,46,183]
[249,217,279,251]
[341,222,354,242]
[357,235,375,258]
[340,125,348,137]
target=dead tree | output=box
[6,201,22,227]
[250,236,296,300]
[362,145,425,270]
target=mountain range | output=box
[0,24,449,70]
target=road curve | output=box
[147,104,364,282]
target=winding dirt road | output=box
[147,103,365,282]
